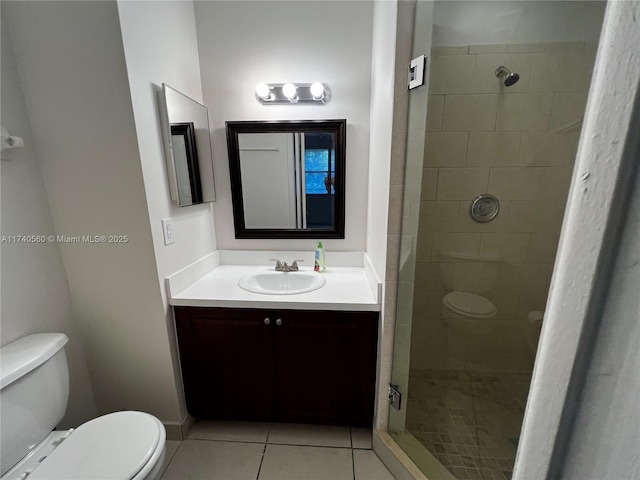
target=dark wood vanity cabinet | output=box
[174,307,277,422]
[174,307,378,427]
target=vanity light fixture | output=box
[255,82,272,100]
[310,82,325,99]
[282,83,298,102]
[255,82,331,105]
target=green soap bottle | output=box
[314,242,326,272]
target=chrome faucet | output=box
[269,258,304,272]
[269,258,284,270]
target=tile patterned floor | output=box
[406,369,532,480]
[159,421,393,480]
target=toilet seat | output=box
[442,291,497,319]
[28,411,165,480]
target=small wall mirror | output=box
[160,84,216,206]
[226,120,346,239]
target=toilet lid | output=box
[443,291,497,318]
[29,411,163,480]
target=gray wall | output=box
[3,1,182,423]
[1,17,97,428]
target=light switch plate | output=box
[408,55,426,90]
[162,218,175,245]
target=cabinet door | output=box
[274,310,378,426]
[175,307,276,421]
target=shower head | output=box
[495,65,520,87]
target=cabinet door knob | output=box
[276,318,283,326]
[264,318,271,325]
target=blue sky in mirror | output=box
[305,149,335,194]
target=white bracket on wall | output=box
[1,126,24,152]
[407,55,426,90]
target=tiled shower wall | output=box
[410,41,597,372]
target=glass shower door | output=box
[388,1,605,478]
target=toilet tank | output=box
[0,334,69,476]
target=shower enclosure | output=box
[387,2,606,479]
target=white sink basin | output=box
[238,270,326,295]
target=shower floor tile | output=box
[406,368,531,479]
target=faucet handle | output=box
[268,258,283,270]
[291,259,304,270]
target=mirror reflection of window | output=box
[226,119,345,239]
[237,132,336,230]
[303,133,335,229]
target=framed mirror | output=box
[226,120,346,239]
[159,84,216,206]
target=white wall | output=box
[0,19,97,429]
[3,1,183,423]
[194,1,373,252]
[367,0,397,280]
[366,0,397,430]
[117,0,217,282]
[116,0,218,424]
[432,1,606,46]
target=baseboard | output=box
[163,414,196,441]
[181,414,196,439]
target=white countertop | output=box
[169,264,380,312]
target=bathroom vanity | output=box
[168,251,381,427]
[174,306,377,426]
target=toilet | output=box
[442,291,497,334]
[0,334,166,480]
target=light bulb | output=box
[255,83,271,99]
[282,83,297,100]
[310,82,325,99]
